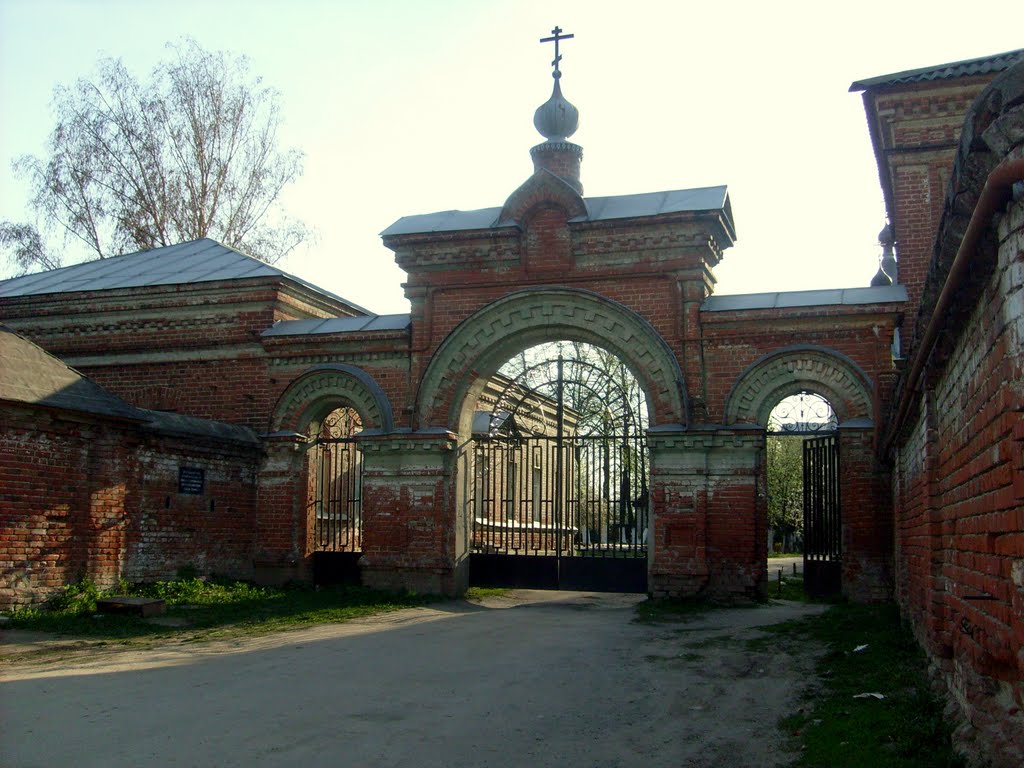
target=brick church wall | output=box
[888,61,1024,766]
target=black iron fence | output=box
[803,433,840,596]
[470,434,648,560]
[309,437,362,553]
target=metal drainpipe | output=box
[883,157,1024,456]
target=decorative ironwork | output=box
[767,391,837,434]
[468,342,649,591]
[309,407,363,553]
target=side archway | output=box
[416,288,688,430]
[269,364,394,434]
[724,346,874,426]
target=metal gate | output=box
[309,433,363,585]
[468,343,648,592]
[803,433,840,597]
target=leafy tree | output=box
[1,38,310,271]
[767,435,804,536]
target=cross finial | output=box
[540,26,574,79]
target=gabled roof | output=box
[381,185,731,237]
[850,48,1024,91]
[0,238,371,313]
[0,325,144,421]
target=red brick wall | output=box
[863,77,991,349]
[124,436,257,582]
[882,59,1024,765]
[0,406,260,607]
[893,195,1024,759]
[0,410,130,605]
[700,305,902,422]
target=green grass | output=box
[772,602,963,767]
[2,577,435,648]
[463,586,512,600]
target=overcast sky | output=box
[1,0,1020,314]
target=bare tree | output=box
[1,38,310,271]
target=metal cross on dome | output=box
[540,26,574,77]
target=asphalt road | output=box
[1,591,824,768]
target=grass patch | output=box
[775,602,962,767]
[767,572,811,602]
[463,587,511,601]
[2,577,435,647]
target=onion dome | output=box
[534,76,579,142]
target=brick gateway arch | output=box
[0,39,905,603]
[415,288,688,592]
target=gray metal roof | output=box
[0,325,144,420]
[381,185,729,237]
[143,411,259,445]
[262,313,411,337]
[850,48,1024,91]
[702,285,908,312]
[0,238,371,313]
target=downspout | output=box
[883,157,1024,456]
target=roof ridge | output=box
[850,48,1024,91]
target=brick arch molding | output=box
[270,364,394,434]
[416,288,688,430]
[724,345,874,426]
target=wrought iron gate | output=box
[309,431,363,584]
[468,343,649,592]
[803,433,840,597]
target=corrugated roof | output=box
[0,238,372,313]
[0,325,144,420]
[702,285,908,312]
[262,313,411,337]
[850,48,1024,91]
[381,185,729,237]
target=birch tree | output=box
[1,38,310,270]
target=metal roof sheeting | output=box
[850,48,1024,91]
[381,185,729,237]
[262,313,411,337]
[702,285,908,312]
[0,238,371,313]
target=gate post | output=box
[357,431,465,596]
[837,421,892,601]
[648,426,765,599]
[254,432,311,584]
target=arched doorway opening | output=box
[766,391,840,597]
[465,340,650,592]
[307,405,364,584]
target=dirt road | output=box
[1,592,825,768]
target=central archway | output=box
[468,340,651,591]
[416,288,688,431]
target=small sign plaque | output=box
[178,466,205,495]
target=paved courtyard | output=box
[1,592,824,768]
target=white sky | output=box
[1,0,1020,315]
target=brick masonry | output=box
[1,52,1019,765]
[0,402,259,606]
[885,60,1024,767]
